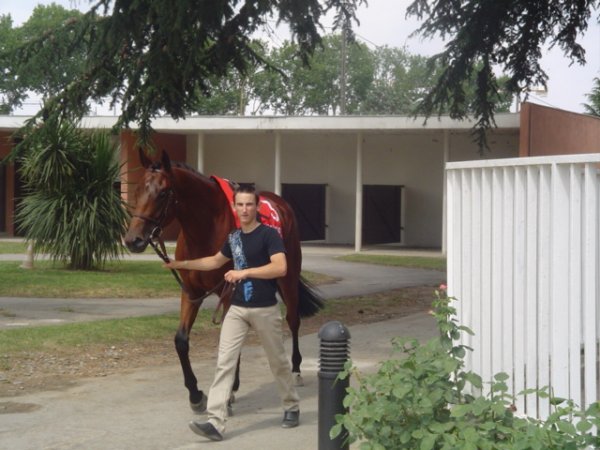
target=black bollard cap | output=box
[318,320,351,341]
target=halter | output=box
[132,189,188,292]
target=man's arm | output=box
[224,252,287,284]
[164,251,230,271]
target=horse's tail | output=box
[297,276,325,318]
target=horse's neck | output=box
[174,169,234,253]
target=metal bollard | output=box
[318,320,351,450]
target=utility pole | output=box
[339,25,347,115]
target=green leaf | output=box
[330,423,342,439]
[556,421,577,435]
[494,372,510,382]
[576,419,592,432]
[420,433,437,450]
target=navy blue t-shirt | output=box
[221,224,286,307]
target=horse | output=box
[123,149,324,412]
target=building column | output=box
[442,130,450,256]
[186,132,205,173]
[274,132,281,195]
[354,133,363,252]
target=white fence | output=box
[446,154,600,419]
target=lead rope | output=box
[147,227,233,312]
[148,227,189,294]
[211,282,234,324]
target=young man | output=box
[164,185,300,442]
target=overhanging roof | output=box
[0,113,521,134]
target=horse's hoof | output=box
[293,372,304,387]
[190,394,207,414]
[227,397,234,417]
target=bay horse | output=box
[123,149,324,412]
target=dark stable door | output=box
[362,185,402,245]
[281,183,326,241]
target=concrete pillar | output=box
[274,132,281,195]
[442,130,449,256]
[354,133,363,253]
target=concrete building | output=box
[1,102,599,250]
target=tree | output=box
[250,36,510,116]
[16,118,129,270]
[406,0,599,148]
[257,35,374,115]
[0,14,21,113]
[360,46,432,114]
[4,0,364,141]
[583,77,600,117]
[0,5,85,114]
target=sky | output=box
[3,0,600,115]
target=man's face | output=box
[233,192,258,225]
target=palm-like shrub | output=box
[16,118,129,269]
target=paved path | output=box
[0,246,445,449]
[0,314,439,450]
[0,246,444,329]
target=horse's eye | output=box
[158,190,167,198]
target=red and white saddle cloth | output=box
[211,175,282,236]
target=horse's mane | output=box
[151,160,212,182]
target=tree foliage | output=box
[583,77,600,117]
[17,5,85,105]
[2,0,365,141]
[189,35,512,117]
[1,0,536,143]
[406,0,600,148]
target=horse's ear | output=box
[139,148,152,169]
[161,150,172,172]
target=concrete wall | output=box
[204,133,276,191]
[199,129,520,247]
[281,133,357,244]
[449,131,520,162]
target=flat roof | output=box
[0,113,521,133]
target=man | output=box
[164,185,300,442]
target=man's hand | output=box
[224,269,247,284]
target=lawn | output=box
[337,253,446,271]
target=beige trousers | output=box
[206,304,300,434]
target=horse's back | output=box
[258,191,301,272]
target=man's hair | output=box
[233,184,259,204]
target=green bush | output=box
[15,118,129,270]
[333,289,600,449]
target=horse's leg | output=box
[227,356,241,416]
[278,276,303,386]
[174,295,205,412]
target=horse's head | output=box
[124,149,177,253]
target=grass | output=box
[0,286,436,355]
[0,260,333,298]
[0,311,219,353]
[337,254,446,271]
[0,261,180,298]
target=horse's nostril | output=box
[127,237,148,253]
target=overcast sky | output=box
[3,0,600,115]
